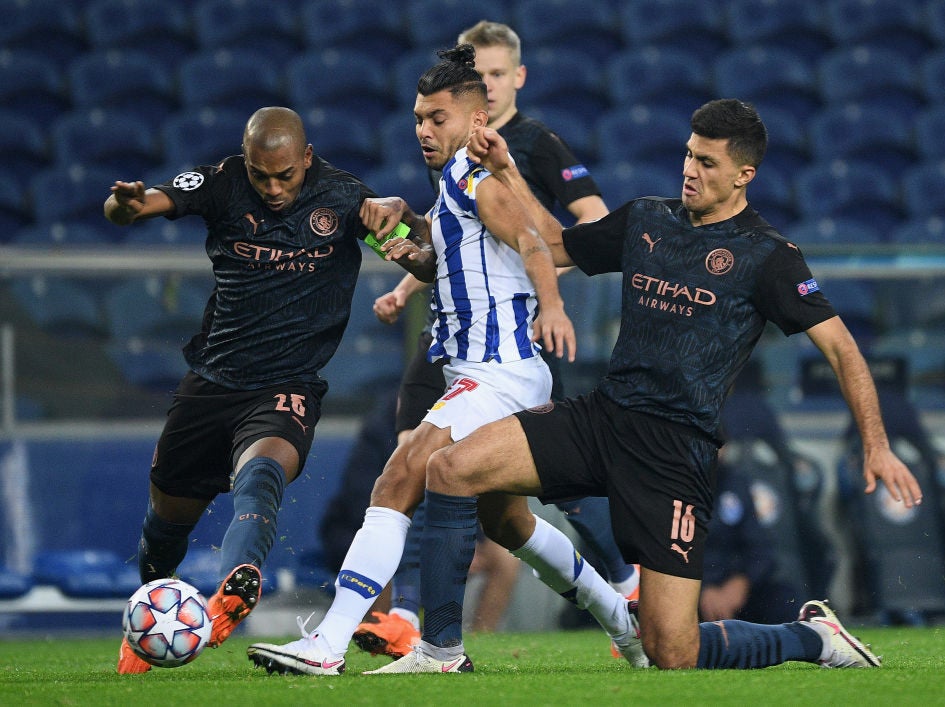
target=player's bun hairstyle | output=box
[691,99,768,167]
[417,43,487,102]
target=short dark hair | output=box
[690,99,767,167]
[417,44,487,103]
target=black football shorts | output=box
[150,370,323,499]
[515,389,719,580]
[394,330,447,434]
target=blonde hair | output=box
[457,20,521,66]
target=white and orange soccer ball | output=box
[122,578,212,668]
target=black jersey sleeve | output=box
[529,130,602,208]
[562,201,634,275]
[152,159,235,221]
[753,239,837,336]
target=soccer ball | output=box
[122,578,212,668]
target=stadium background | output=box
[0,0,943,634]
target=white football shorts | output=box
[422,355,552,441]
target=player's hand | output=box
[360,196,407,240]
[467,127,513,174]
[532,304,576,362]
[862,446,923,507]
[110,180,147,215]
[373,290,406,324]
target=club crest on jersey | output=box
[796,278,820,296]
[705,248,734,275]
[309,208,339,237]
[173,172,204,191]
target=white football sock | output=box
[316,506,410,655]
[512,514,629,638]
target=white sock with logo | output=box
[316,506,410,655]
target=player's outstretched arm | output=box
[104,180,174,225]
[476,173,576,362]
[806,316,923,507]
[467,127,572,268]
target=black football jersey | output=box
[153,155,376,389]
[564,198,837,439]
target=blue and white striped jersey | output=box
[427,147,541,364]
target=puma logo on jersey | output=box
[642,233,662,253]
[244,213,264,235]
[670,543,692,563]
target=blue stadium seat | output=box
[363,162,437,216]
[49,109,160,175]
[919,50,945,106]
[318,271,407,400]
[300,0,408,64]
[105,343,189,392]
[0,50,69,129]
[521,106,598,166]
[378,112,424,166]
[606,47,712,123]
[404,0,511,50]
[177,49,286,115]
[286,50,397,125]
[591,160,682,211]
[807,103,916,175]
[67,50,178,131]
[104,276,208,344]
[28,164,130,234]
[793,160,904,234]
[515,0,621,63]
[0,567,33,599]
[825,0,933,61]
[0,109,50,176]
[900,161,945,220]
[888,215,945,246]
[713,46,820,123]
[817,46,926,121]
[754,107,810,177]
[929,0,945,45]
[193,0,302,65]
[298,106,377,177]
[914,105,945,162]
[619,0,729,62]
[0,173,31,236]
[724,0,832,58]
[391,48,442,109]
[10,276,108,340]
[594,106,691,165]
[0,0,88,68]
[747,166,797,229]
[517,48,610,121]
[32,549,140,598]
[84,0,196,71]
[787,216,884,248]
[819,279,878,339]
[160,108,248,168]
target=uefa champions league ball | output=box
[123,578,212,668]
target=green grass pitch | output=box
[1,626,942,706]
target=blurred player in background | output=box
[105,106,433,673]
